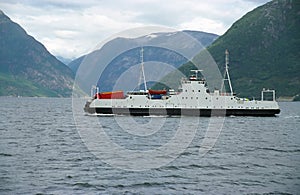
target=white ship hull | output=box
[84,79,280,116]
[84,50,280,117]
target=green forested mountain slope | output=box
[0,10,74,97]
[180,0,300,99]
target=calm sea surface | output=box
[0,97,299,194]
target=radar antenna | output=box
[190,70,203,80]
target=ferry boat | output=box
[84,50,280,116]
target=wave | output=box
[0,153,13,157]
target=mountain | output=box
[56,56,73,65]
[179,0,300,99]
[0,10,74,97]
[68,31,218,93]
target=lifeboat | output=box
[94,91,124,99]
[148,89,167,95]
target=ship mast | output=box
[138,47,148,91]
[222,49,233,95]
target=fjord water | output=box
[0,97,299,194]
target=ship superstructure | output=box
[84,50,280,116]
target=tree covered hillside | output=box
[205,0,300,99]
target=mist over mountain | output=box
[0,10,74,97]
[56,56,73,65]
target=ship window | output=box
[191,97,193,99]
[196,97,198,99]
[185,90,187,92]
[198,90,200,92]
[231,98,233,100]
[130,96,132,99]
[216,97,218,100]
[182,97,184,99]
[205,97,208,100]
[192,90,194,92]
[186,97,188,99]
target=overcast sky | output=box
[0,0,270,59]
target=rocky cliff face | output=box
[0,10,74,97]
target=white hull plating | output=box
[84,79,280,116]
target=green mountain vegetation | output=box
[157,0,300,100]
[0,10,75,97]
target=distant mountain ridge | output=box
[161,0,299,100]
[68,30,218,92]
[0,10,74,97]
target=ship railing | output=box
[181,78,206,84]
[261,88,276,101]
[210,92,234,96]
[127,91,148,95]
